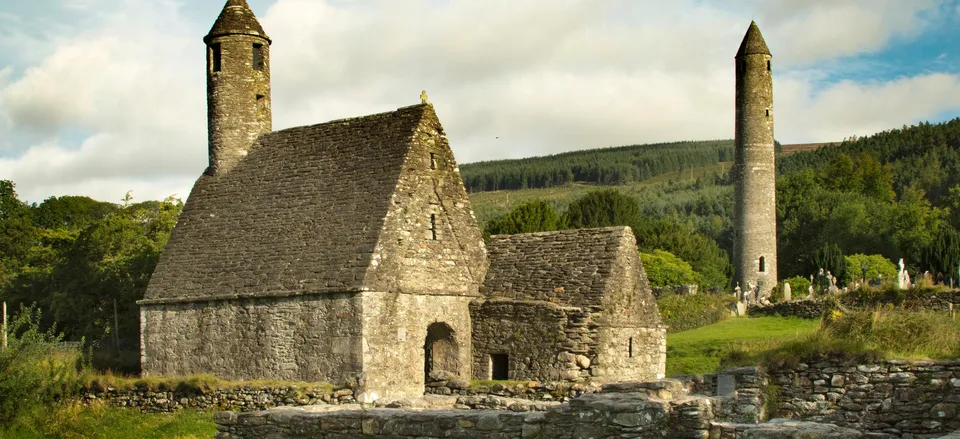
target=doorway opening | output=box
[490,354,509,380]
[424,322,459,382]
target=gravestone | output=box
[783,282,792,302]
[717,374,736,397]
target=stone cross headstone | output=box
[783,282,792,302]
[734,283,742,301]
[717,374,736,398]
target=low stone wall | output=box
[748,300,829,318]
[424,380,598,401]
[79,385,349,413]
[748,289,960,319]
[769,359,960,437]
[214,381,718,439]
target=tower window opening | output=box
[628,337,634,358]
[765,108,770,117]
[759,256,766,273]
[430,214,437,240]
[211,43,222,72]
[253,43,264,71]
[256,94,265,116]
[430,153,437,170]
[767,60,771,71]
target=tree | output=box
[564,189,642,229]
[810,243,847,287]
[484,200,563,237]
[844,254,897,284]
[0,181,36,289]
[640,250,701,287]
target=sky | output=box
[1,0,959,204]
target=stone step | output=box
[601,378,689,401]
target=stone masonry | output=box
[733,21,778,298]
[139,0,665,402]
[472,228,666,383]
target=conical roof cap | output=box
[205,0,270,44]
[736,21,770,57]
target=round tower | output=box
[204,0,272,176]
[733,21,777,298]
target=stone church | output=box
[138,0,665,400]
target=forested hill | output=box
[777,118,960,201]
[460,140,741,192]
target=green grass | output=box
[1,402,216,439]
[666,316,820,376]
[79,372,334,394]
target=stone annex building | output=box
[138,0,668,401]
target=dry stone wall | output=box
[769,359,960,437]
[748,290,960,319]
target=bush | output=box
[779,276,811,298]
[844,254,897,284]
[0,305,83,424]
[641,250,701,287]
[657,294,732,333]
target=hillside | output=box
[468,117,960,286]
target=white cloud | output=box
[1,0,957,203]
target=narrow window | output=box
[256,94,265,116]
[765,108,770,117]
[490,354,509,380]
[430,214,437,240]
[430,152,437,170]
[628,337,634,358]
[759,256,766,273]
[253,43,264,71]
[211,43,222,72]
[767,60,771,71]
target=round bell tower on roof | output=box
[204,0,272,176]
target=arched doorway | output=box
[424,322,459,382]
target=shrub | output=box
[844,254,897,285]
[657,293,732,333]
[0,305,83,424]
[640,250,701,287]
[779,276,811,298]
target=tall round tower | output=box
[733,21,777,298]
[204,0,272,176]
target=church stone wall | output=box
[358,292,475,400]
[470,300,595,382]
[141,294,362,384]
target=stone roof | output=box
[483,227,642,309]
[736,21,770,57]
[142,105,436,303]
[205,0,270,44]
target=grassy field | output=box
[467,161,732,225]
[665,316,820,376]
[1,402,216,439]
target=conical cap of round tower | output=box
[736,21,770,57]
[205,0,270,44]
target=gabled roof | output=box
[205,0,270,44]
[736,21,770,57]
[142,105,434,303]
[483,227,637,308]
